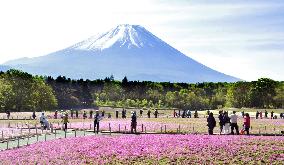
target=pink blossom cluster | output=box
[0,134,283,164]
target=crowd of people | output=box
[252,110,278,119]
[207,110,251,135]
[3,107,282,135]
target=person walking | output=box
[223,111,230,134]
[32,111,36,120]
[122,108,126,119]
[271,111,274,119]
[89,110,93,119]
[147,109,151,118]
[207,112,216,135]
[6,110,10,119]
[194,110,198,118]
[54,110,58,119]
[40,112,46,129]
[260,111,263,119]
[243,113,250,135]
[94,110,101,134]
[83,111,87,119]
[187,110,191,118]
[140,109,143,117]
[182,110,186,118]
[75,110,79,118]
[154,109,158,118]
[70,109,74,119]
[218,111,224,134]
[62,113,69,131]
[131,111,137,133]
[265,110,268,118]
[230,111,239,135]
[115,109,119,119]
[60,110,64,119]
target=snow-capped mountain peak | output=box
[3,24,240,83]
[71,24,160,51]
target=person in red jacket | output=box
[243,113,250,135]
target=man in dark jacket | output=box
[218,110,224,134]
[94,110,101,134]
[122,108,126,119]
[75,110,79,118]
[115,109,119,119]
[147,109,151,118]
[154,109,158,118]
[131,111,137,133]
[207,112,216,135]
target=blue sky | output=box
[0,0,284,81]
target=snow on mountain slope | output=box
[3,24,240,83]
[70,24,165,51]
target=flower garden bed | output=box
[0,134,283,164]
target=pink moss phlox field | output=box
[53,118,284,134]
[0,134,283,164]
[53,120,189,133]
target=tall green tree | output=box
[274,82,284,108]
[250,78,277,108]
[0,79,13,112]
[225,82,251,108]
[30,78,58,111]
[1,70,57,111]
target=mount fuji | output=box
[4,24,239,82]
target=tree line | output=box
[0,70,57,112]
[0,69,284,112]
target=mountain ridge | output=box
[3,24,240,83]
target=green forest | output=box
[0,69,284,112]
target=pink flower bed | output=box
[53,119,193,133]
[0,134,283,164]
